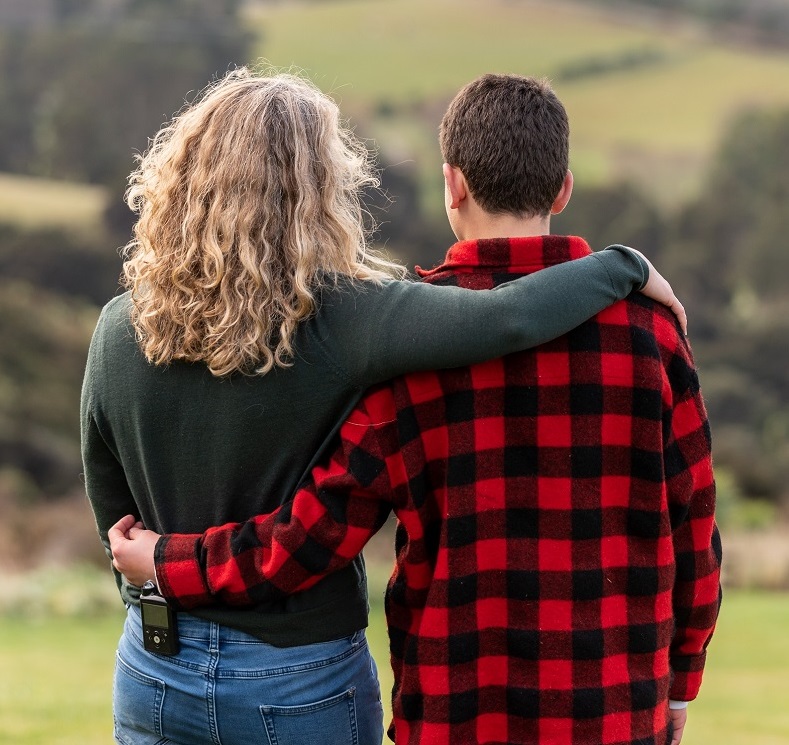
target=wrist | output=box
[153,532,211,609]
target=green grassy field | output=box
[0,172,107,236]
[0,613,122,744]
[1,588,787,745]
[243,0,789,204]
[6,0,789,235]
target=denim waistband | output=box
[127,603,364,650]
[129,602,293,644]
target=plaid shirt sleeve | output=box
[661,331,722,701]
[154,386,399,611]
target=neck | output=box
[454,208,551,241]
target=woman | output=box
[82,67,679,745]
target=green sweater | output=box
[81,245,646,645]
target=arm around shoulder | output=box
[334,249,650,387]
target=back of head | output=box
[439,74,569,217]
[123,67,402,377]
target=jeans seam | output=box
[207,621,221,745]
[114,650,167,744]
[348,689,359,745]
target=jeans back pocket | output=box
[260,687,360,745]
[114,652,166,745]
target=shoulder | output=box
[95,291,133,331]
[315,275,419,326]
[624,294,691,358]
[596,294,685,347]
[608,294,698,394]
[319,275,410,302]
[88,292,137,361]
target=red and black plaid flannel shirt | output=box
[157,235,721,745]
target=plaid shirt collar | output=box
[416,234,593,279]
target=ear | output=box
[550,170,574,215]
[442,163,468,209]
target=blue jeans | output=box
[114,604,384,745]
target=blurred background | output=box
[0,1,787,743]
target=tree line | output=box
[555,109,789,515]
[0,0,251,515]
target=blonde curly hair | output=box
[122,66,404,376]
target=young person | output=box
[109,74,717,745]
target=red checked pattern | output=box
[156,235,721,745]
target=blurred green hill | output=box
[243,0,789,208]
[0,0,788,571]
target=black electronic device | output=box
[139,580,179,655]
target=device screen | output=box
[141,601,170,627]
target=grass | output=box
[0,172,107,236]
[244,0,679,104]
[683,590,789,744]
[8,0,789,231]
[0,613,123,744]
[1,571,787,745]
[243,0,789,205]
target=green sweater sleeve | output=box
[80,300,140,599]
[331,244,648,387]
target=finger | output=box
[108,514,137,542]
[659,285,687,336]
[128,526,147,539]
[672,299,688,336]
[677,300,688,336]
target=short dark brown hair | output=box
[439,74,569,217]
